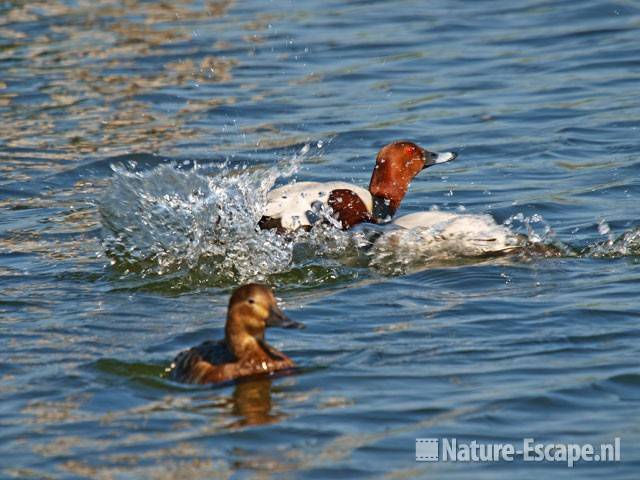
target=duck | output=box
[166,284,302,385]
[258,141,457,232]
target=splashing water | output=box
[610,228,640,256]
[495,214,640,259]
[99,146,313,284]
[503,212,553,244]
[585,223,640,258]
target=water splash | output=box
[609,228,640,256]
[503,212,553,244]
[99,146,312,285]
[584,223,640,258]
[501,214,640,259]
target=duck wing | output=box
[167,340,235,384]
[257,338,292,363]
[167,340,296,385]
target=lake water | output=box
[1,0,639,478]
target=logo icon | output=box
[416,438,439,462]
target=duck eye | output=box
[248,298,255,304]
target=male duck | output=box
[260,141,524,257]
[259,141,457,232]
[167,284,301,385]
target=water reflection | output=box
[229,377,285,427]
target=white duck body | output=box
[263,181,372,231]
[372,211,522,258]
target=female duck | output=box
[259,141,456,232]
[167,284,301,385]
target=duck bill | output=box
[423,151,457,169]
[266,306,304,329]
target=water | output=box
[1,0,639,477]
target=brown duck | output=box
[167,284,301,385]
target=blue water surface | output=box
[1,0,639,478]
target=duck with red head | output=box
[166,284,302,385]
[259,141,456,232]
[368,141,456,223]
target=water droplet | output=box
[598,219,611,236]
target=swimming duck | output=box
[259,141,457,232]
[167,284,301,385]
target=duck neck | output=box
[371,195,400,224]
[225,311,265,359]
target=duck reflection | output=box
[228,377,286,427]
